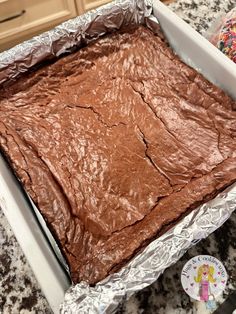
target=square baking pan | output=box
[0,1,236,313]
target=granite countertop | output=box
[0,0,236,313]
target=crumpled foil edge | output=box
[61,184,236,314]
[0,0,152,84]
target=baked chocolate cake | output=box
[0,26,236,284]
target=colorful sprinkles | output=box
[217,17,236,63]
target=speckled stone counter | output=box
[0,209,51,313]
[0,0,235,313]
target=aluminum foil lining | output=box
[0,0,152,84]
[0,0,235,313]
[61,184,236,314]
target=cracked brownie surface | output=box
[0,26,236,284]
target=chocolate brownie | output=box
[0,26,236,284]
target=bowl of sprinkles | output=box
[217,16,236,63]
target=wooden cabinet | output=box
[0,0,115,51]
[0,0,114,51]
[0,0,77,51]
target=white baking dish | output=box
[0,1,236,313]
[0,156,71,313]
[154,1,236,100]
